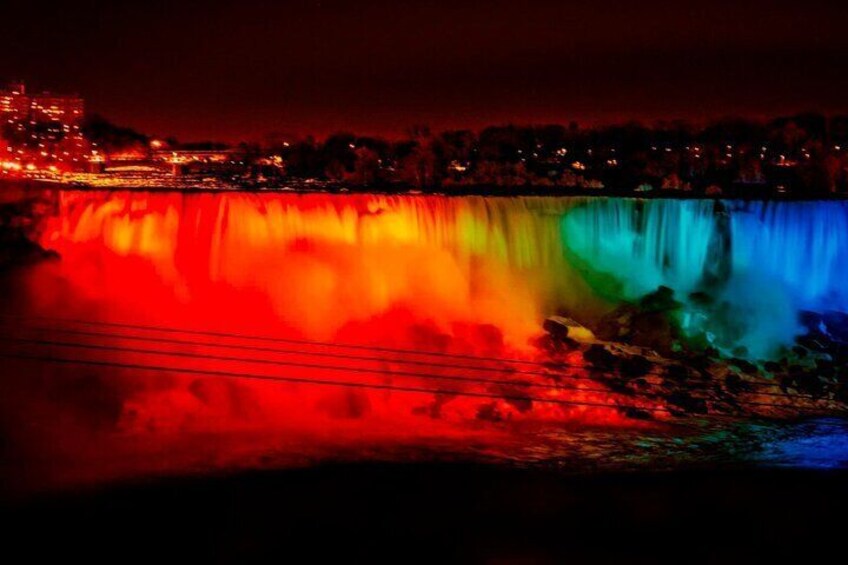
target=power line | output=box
[0,332,810,402]
[2,315,791,392]
[0,313,579,367]
[0,335,597,394]
[8,323,599,380]
[0,335,831,411]
[0,351,677,414]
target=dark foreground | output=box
[5,464,847,564]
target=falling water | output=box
[560,199,724,299]
[729,200,848,312]
[562,198,848,358]
[6,189,848,489]
[31,191,848,360]
[38,192,599,349]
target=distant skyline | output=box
[3,0,847,142]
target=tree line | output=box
[84,114,848,195]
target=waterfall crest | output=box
[40,191,848,360]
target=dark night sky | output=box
[2,0,847,141]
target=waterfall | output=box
[729,200,848,312]
[37,191,848,360]
[560,198,722,300]
[40,192,598,351]
[561,198,848,358]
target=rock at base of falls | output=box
[593,286,683,355]
[542,316,596,344]
[539,309,848,420]
[0,198,60,269]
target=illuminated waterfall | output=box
[38,191,848,360]
[729,200,848,312]
[40,192,601,352]
[562,198,848,358]
[560,199,724,300]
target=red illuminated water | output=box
[0,190,663,492]
[2,189,843,493]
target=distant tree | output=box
[322,133,357,179]
[438,130,476,165]
[535,124,569,154]
[661,173,688,190]
[62,111,848,195]
[354,136,390,159]
[351,147,381,185]
[768,119,807,157]
[236,142,261,163]
[478,126,534,163]
[822,154,843,192]
[81,114,149,153]
[829,116,848,147]
[700,118,763,145]
[398,143,439,187]
[737,155,765,184]
[395,126,443,187]
[281,137,321,177]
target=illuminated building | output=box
[0,81,84,122]
[0,81,88,171]
[154,147,239,175]
[0,81,30,116]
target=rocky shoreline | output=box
[538,287,848,420]
[0,191,58,270]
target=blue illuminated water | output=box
[753,419,848,469]
[731,201,848,312]
[562,199,848,359]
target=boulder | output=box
[823,311,848,342]
[543,316,596,343]
[728,358,758,375]
[638,285,681,312]
[594,286,683,354]
[583,344,618,371]
[667,392,708,414]
[619,355,653,379]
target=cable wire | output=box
[2,315,796,392]
[1,335,833,411]
[0,350,678,414]
[0,332,812,402]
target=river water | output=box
[1,189,846,492]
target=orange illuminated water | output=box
[5,189,848,491]
[37,191,610,342]
[1,190,657,492]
